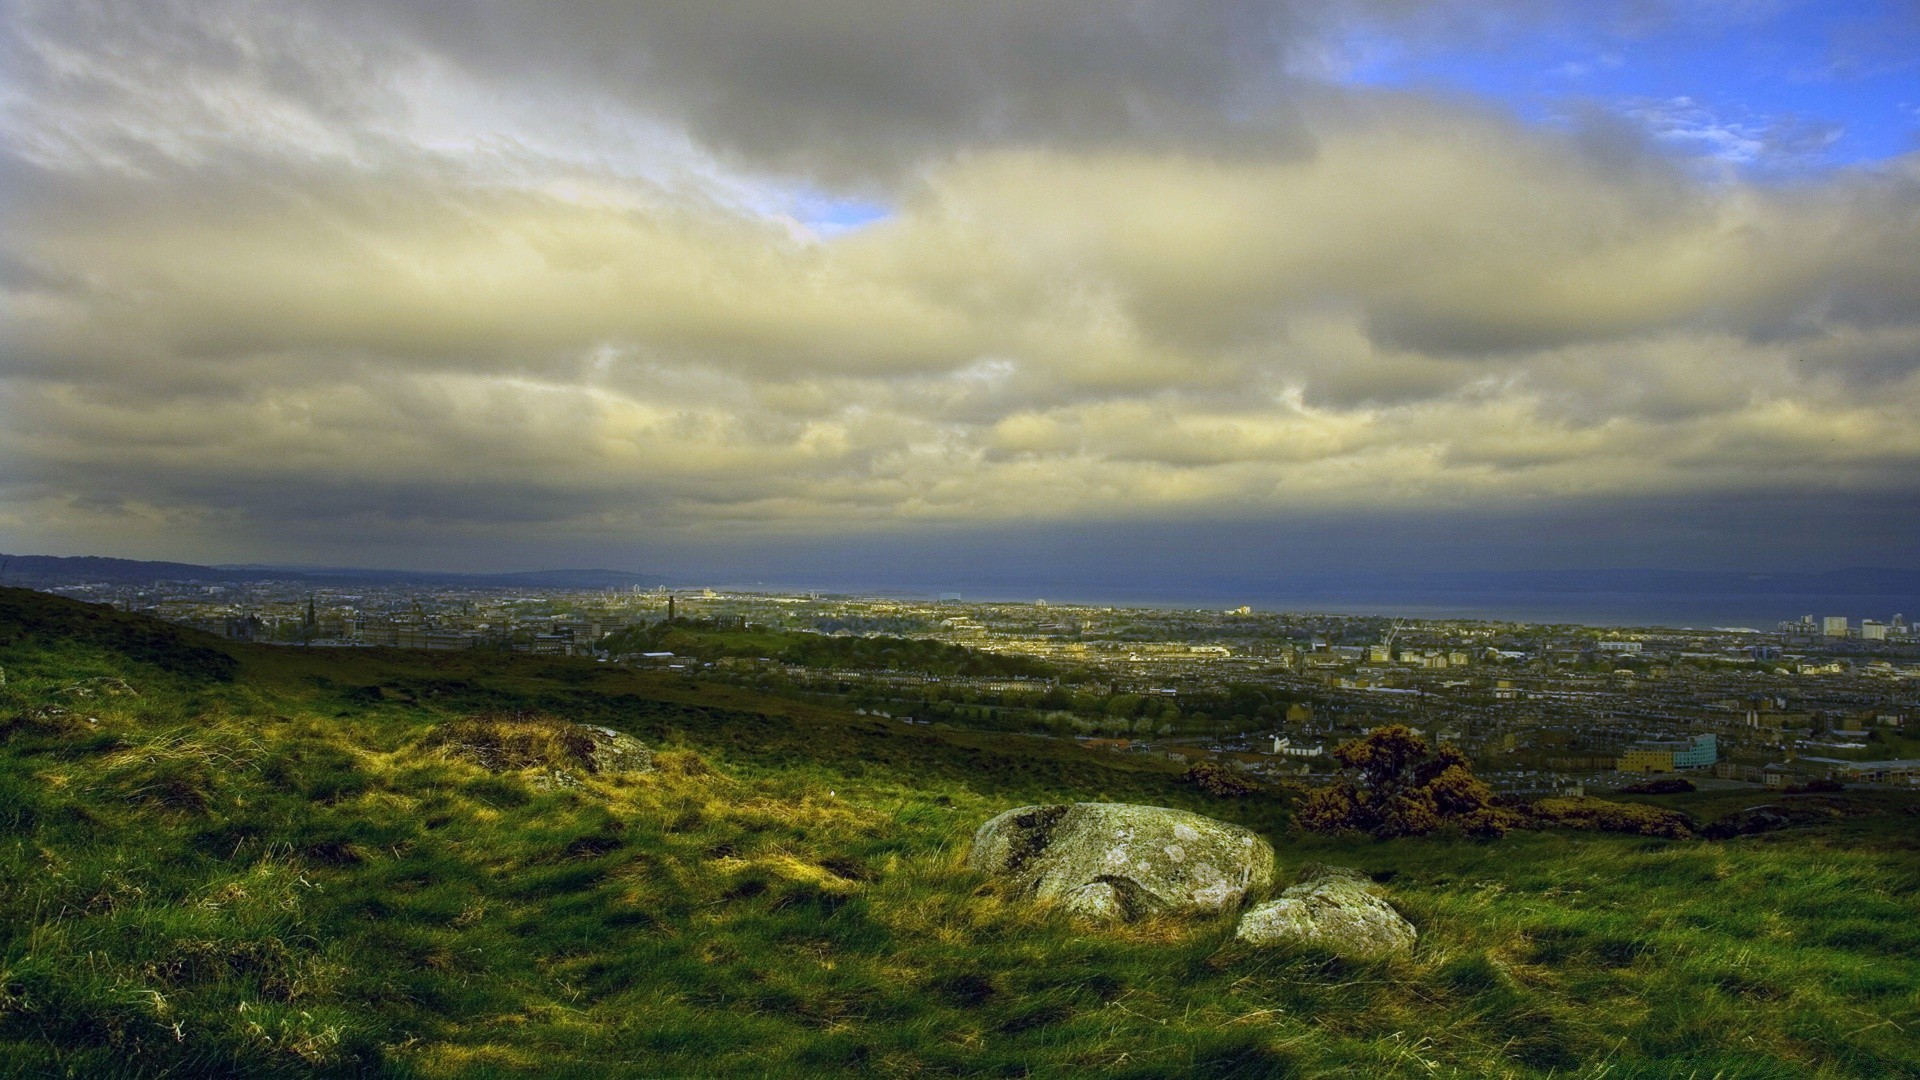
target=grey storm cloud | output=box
[372,0,1319,180]
[1,0,1918,571]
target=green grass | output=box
[1,587,1917,1077]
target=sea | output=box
[704,580,1920,631]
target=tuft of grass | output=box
[421,710,599,774]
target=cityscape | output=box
[42,572,1920,795]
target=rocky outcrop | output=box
[1235,864,1415,958]
[967,803,1275,922]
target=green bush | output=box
[1526,796,1696,839]
[1296,725,1519,838]
[1619,777,1695,795]
[1184,760,1261,798]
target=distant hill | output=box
[0,554,272,586]
[0,553,664,590]
[0,584,237,681]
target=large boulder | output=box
[1235,864,1415,958]
[967,803,1275,921]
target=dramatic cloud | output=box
[1,0,1917,571]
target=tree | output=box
[1297,725,1518,838]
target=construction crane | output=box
[1379,618,1407,659]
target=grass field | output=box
[2,588,1916,1077]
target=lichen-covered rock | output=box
[580,725,653,774]
[528,726,654,790]
[1235,864,1415,957]
[967,803,1275,922]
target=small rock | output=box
[56,677,139,700]
[968,802,1275,922]
[1236,865,1415,958]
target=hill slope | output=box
[0,554,663,589]
[1,588,1916,1077]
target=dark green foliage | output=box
[1297,725,1519,838]
[1619,776,1696,794]
[602,618,1057,677]
[1185,759,1262,798]
[1785,778,1846,794]
[1526,796,1697,838]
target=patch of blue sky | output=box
[788,190,894,236]
[1335,1,1919,170]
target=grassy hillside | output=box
[1,587,1917,1077]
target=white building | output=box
[1270,736,1324,758]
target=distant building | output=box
[1597,641,1643,653]
[393,628,476,650]
[1823,616,1850,637]
[1861,620,1886,641]
[1825,759,1920,786]
[1791,757,1920,787]
[528,633,572,655]
[1673,733,1717,769]
[1617,734,1716,774]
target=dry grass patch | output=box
[92,733,264,813]
[422,711,599,773]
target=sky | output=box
[1,0,1918,583]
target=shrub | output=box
[1619,777,1695,795]
[1784,778,1845,794]
[1525,797,1695,839]
[1184,760,1260,798]
[1296,725,1519,838]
